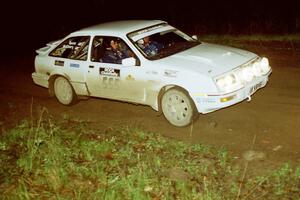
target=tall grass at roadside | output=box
[199,34,300,51]
[200,34,300,42]
[0,113,299,199]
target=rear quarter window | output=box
[49,36,90,60]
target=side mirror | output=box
[192,35,198,41]
[122,57,136,66]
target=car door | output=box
[85,36,146,102]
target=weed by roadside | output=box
[199,34,300,51]
[0,114,299,199]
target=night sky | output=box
[2,0,299,56]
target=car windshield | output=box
[129,25,200,60]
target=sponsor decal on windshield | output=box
[136,24,165,35]
[128,24,167,38]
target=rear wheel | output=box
[53,76,77,105]
[161,88,197,127]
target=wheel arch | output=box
[158,84,199,127]
[157,84,194,113]
[48,73,71,97]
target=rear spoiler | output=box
[35,39,62,55]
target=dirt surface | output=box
[1,45,300,174]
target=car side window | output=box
[49,36,90,60]
[91,36,136,64]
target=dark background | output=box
[2,0,300,56]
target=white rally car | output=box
[32,20,272,127]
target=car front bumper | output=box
[192,72,271,114]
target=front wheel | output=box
[53,76,77,105]
[161,88,198,127]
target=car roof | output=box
[70,20,166,37]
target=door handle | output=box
[89,65,94,68]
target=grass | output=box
[199,34,300,50]
[0,111,300,199]
[200,34,300,42]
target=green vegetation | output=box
[199,34,300,50]
[200,34,300,42]
[0,113,299,199]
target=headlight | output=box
[260,57,270,74]
[235,66,254,83]
[252,62,261,76]
[216,74,242,93]
[251,57,270,76]
[242,66,255,82]
[236,57,271,83]
[216,57,270,93]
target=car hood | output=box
[159,42,258,77]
